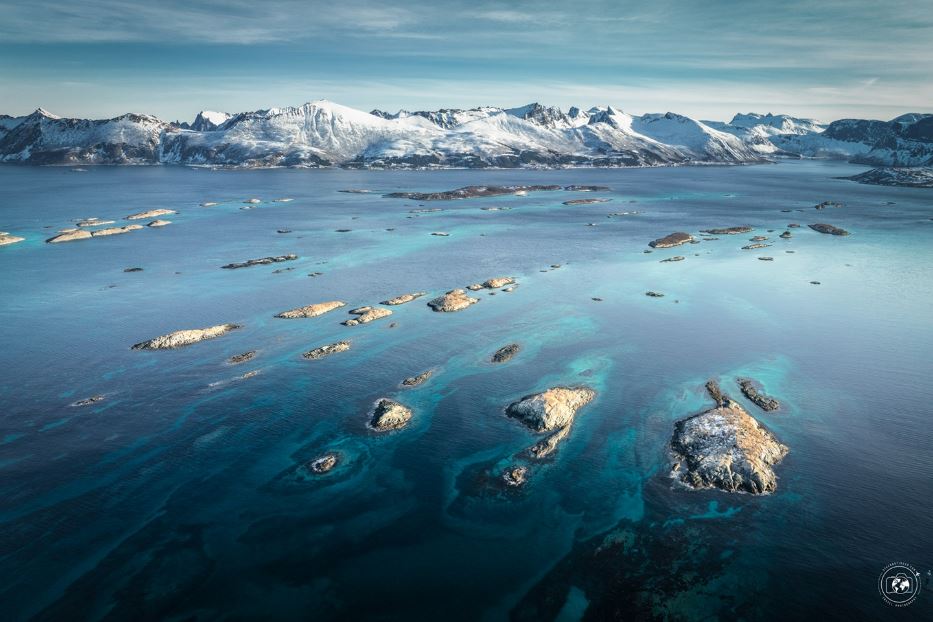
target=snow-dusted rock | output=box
[670,401,788,494]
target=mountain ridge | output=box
[1,100,930,169]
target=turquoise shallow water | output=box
[0,161,931,620]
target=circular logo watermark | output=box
[879,562,921,607]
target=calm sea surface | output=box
[0,161,931,620]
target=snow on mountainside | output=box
[772,113,933,166]
[0,108,167,164]
[1,100,930,169]
[703,113,826,154]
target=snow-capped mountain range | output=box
[0,100,930,169]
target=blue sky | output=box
[1,0,931,122]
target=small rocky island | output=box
[564,185,610,192]
[427,289,479,312]
[369,398,413,431]
[302,341,351,360]
[228,350,256,364]
[132,323,240,350]
[0,231,25,246]
[401,370,433,387]
[502,465,529,487]
[670,383,788,494]
[699,226,753,235]
[491,343,520,363]
[808,223,850,236]
[466,277,515,290]
[222,254,298,269]
[506,387,596,460]
[506,386,596,433]
[649,232,694,248]
[306,452,339,474]
[381,292,426,305]
[275,300,346,318]
[562,198,611,205]
[125,208,176,220]
[343,306,392,326]
[737,378,781,411]
[385,185,560,201]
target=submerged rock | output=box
[788,223,801,228]
[660,256,685,263]
[431,231,450,236]
[244,198,261,204]
[779,231,792,239]
[645,291,665,297]
[386,185,560,201]
[401,370,433,387]
[228,350,256,364]
[737,378,780,411]
[502,465,529,487]
[564,185,610,192]
[491,343,521,363]
[222,254,298,269]
[275,300,346,318]
[427,289,479,312]
[506,386,596,432]
[125,208,176,220]
[123,267,143,272]
[132,323,240,350]
[381,292,426,305]
[307,452,339,474]
[71,394,105,407]
[699,226,753,235]
[343,306,392,326]
[808,223,849,236]
[649,232,694,248]
[814,200,843,209]
[758,256,774,261]
[563,198,611,205]
[670,400,788,494]
[369,398,413,431]
[302,341,351,360]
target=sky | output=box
[1,0,931,123]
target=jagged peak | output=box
[31,107,61,120]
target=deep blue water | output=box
[0,161,931,621]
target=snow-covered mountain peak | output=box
[504,102,572,128]
[32,108,61,120]
[728,112,825,135]
[18,98,928,168]
[189,110,231,131]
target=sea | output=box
[0,160,931,621]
